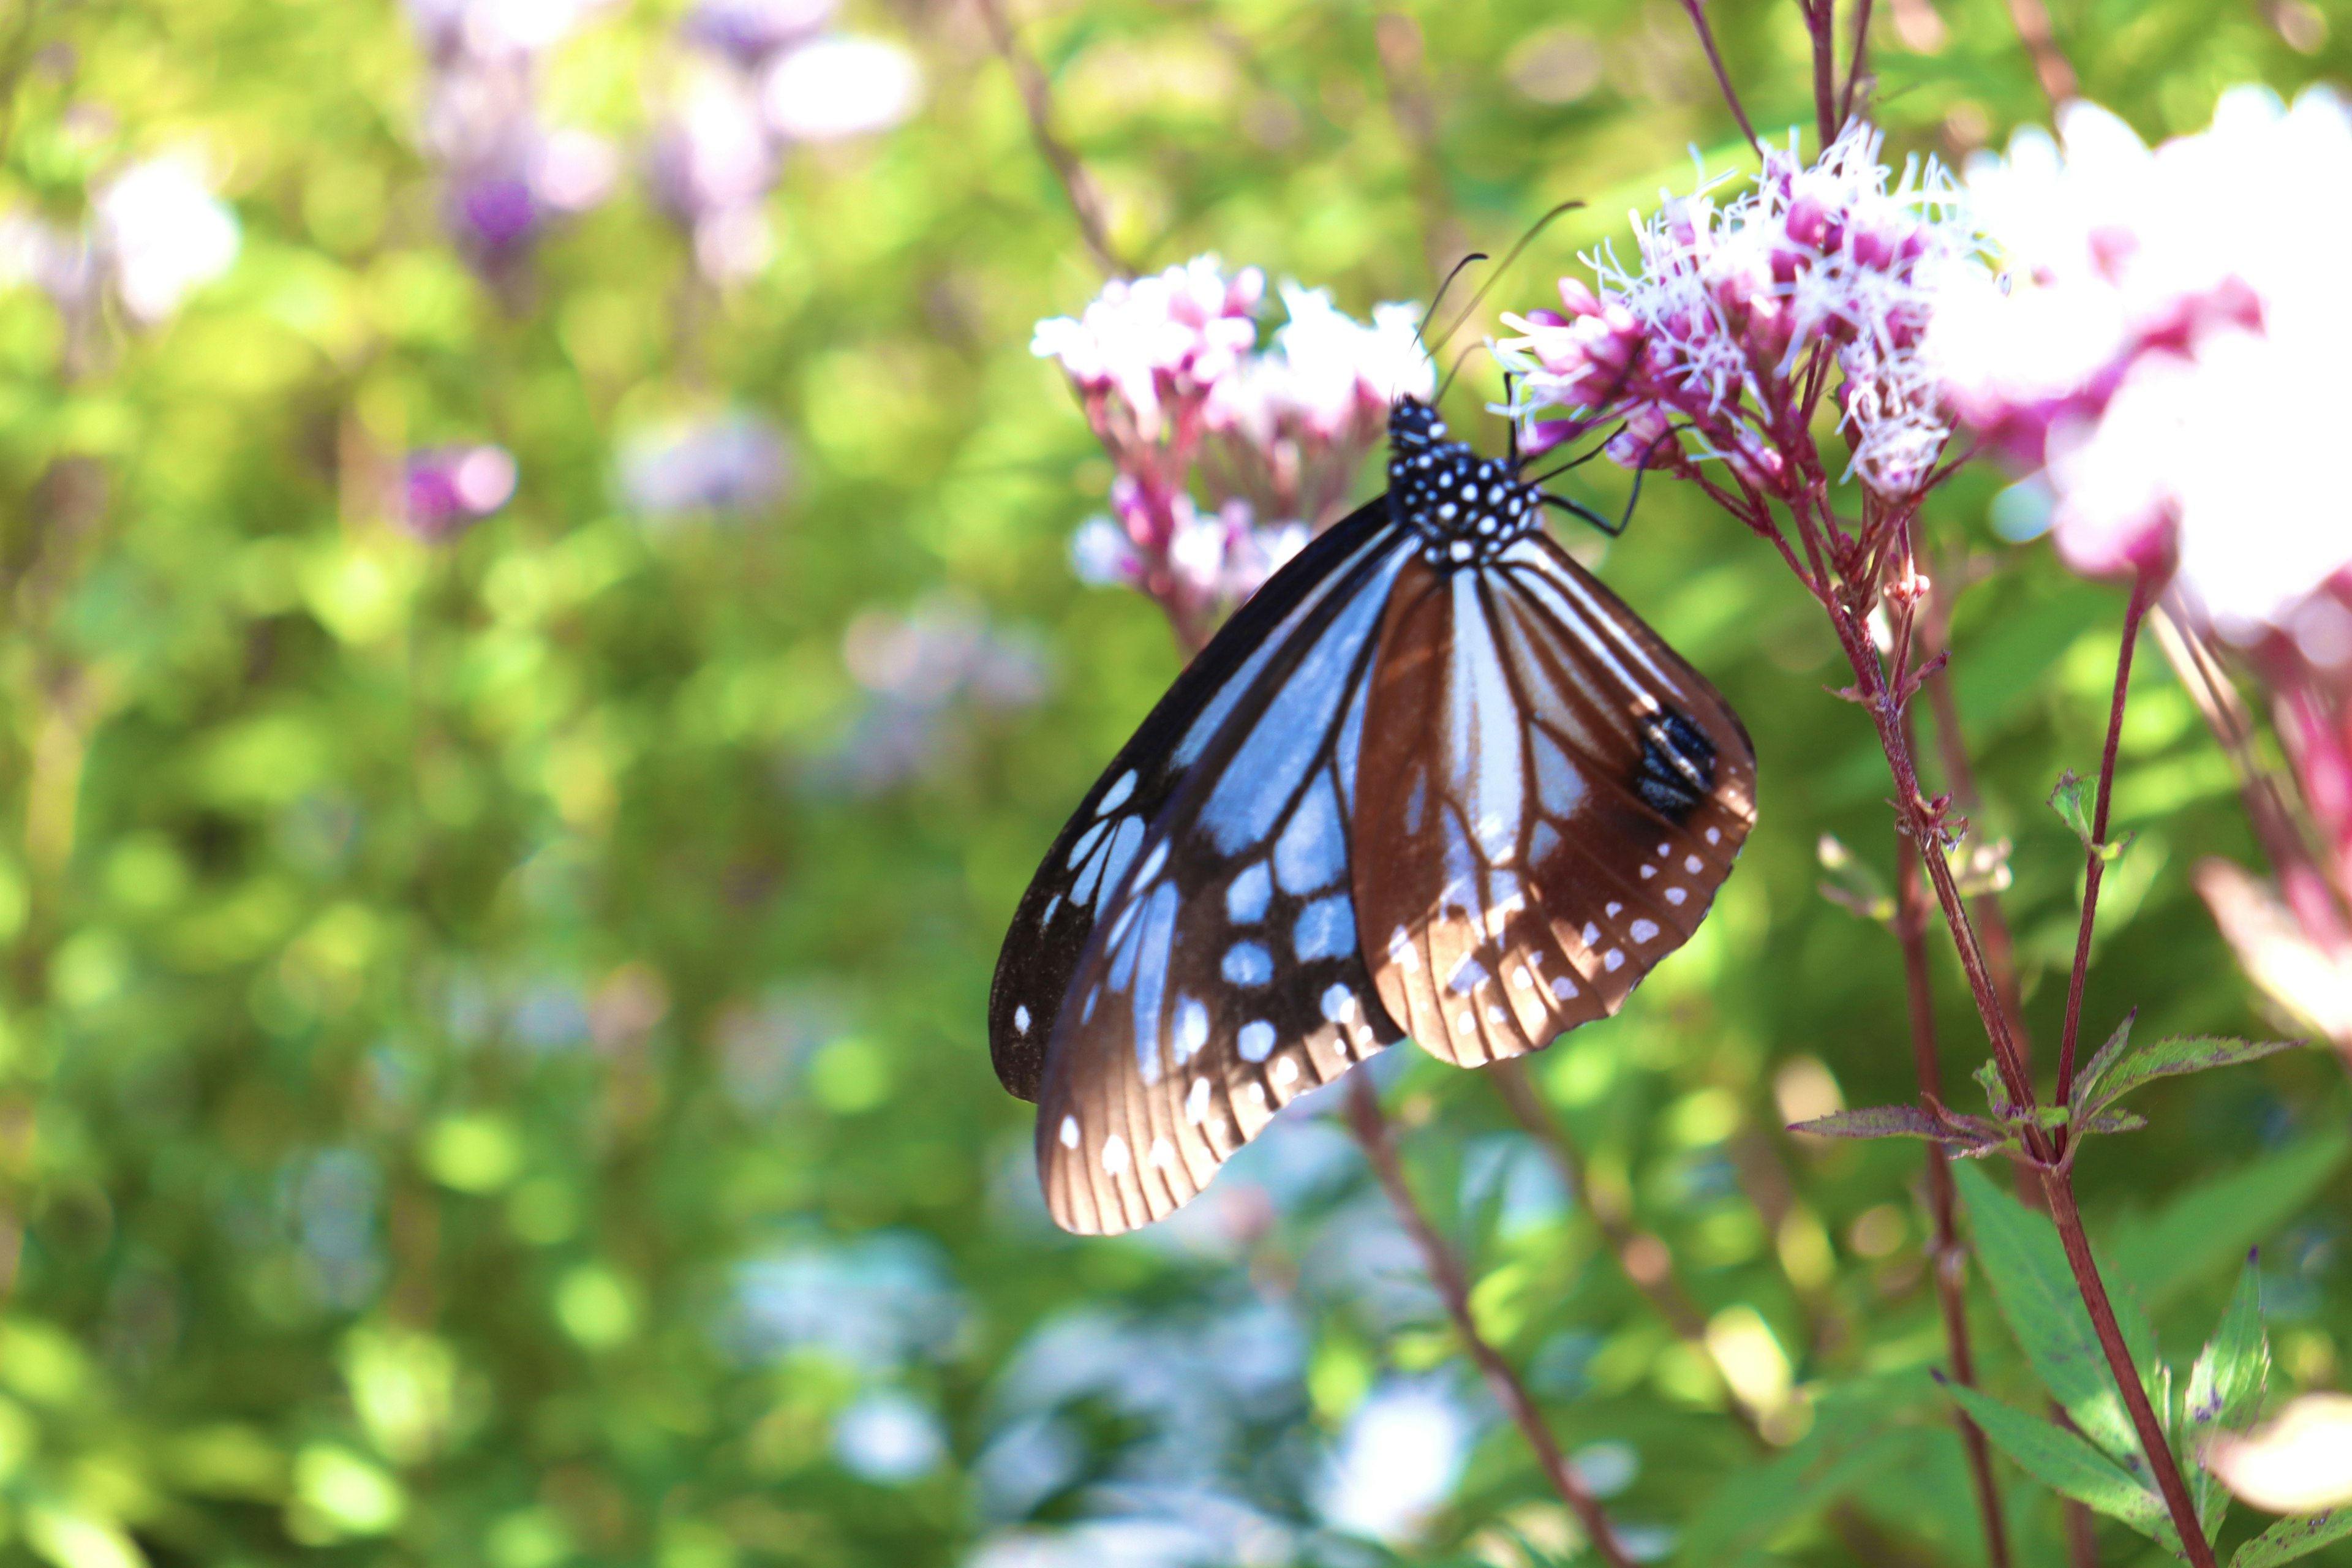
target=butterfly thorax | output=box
[1385,398,1542,571]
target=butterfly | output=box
[990,396,1756,1235]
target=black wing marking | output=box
[988,496,1397,1101]
[1032,527,1418,1234]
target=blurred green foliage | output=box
[0,0,2343,1564]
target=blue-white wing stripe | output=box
[1198,541,1412,854]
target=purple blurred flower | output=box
[399,444,518,541]
[681,0,834,67]
[618,410,790,518]
[646,69,779,281]
[407,0,619,274]
[817,594,1049,794]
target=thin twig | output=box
[2053,571,2154,1133]
[1803,0,1839,149]
[971,0,1130,279]
[1679,0,1762,155]
[1839,0,1874,125]
[2149,600,2352,948]
[2002,0,2078,109]
[1345,1074,1636,1567]
[1894,726,2015,1568]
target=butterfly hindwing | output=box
[1033,529,1417,1234]
[1353,534,1756,1066]
[988,495,1395,1101]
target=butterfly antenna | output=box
[1430,198,1586,349]
[1414,252,1489,363]
[1505,372,1519,466]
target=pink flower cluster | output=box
[1033,258,1431,644]
[1929,88,2352,642]
[1499,121,1980,502]
[1935,86,2352,1052]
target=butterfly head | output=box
[1386,397,1544,571]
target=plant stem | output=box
[1894,765,2014,1568]
[971,0,1131,279]
[2054,571,2154,1131]
[2040,1175,2214,1566]
[1678,0,1762,156]
[1801,549,2216,1566]
[1344,1074,1636,1567]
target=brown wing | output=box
[1352,535,1756,1067]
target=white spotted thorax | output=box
[1386,397,1543,570]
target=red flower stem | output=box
[1678,0,1762,156]
[1344,1074,1637,1568]
[972,0,1131,279]
[1776,502,2215,1566]
[1893,792,2015,1568]
[1805,0,1839,149]
[2003,0,2080,110]
[2040,1174,2214,1566]
[2054,570,2155,1137]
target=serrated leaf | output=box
[2076,1109,2150,1137]
[2107,1130,2352,1307]
[2071,1011,2138,1111]
[1942,1381,2179,1552]
[2185,1259,2269,1534]
[2231,1509,2352,1568]
[1952,1161,2147,1463]
[1789,1105,2002,1149]
[2078,1035,2309,1120]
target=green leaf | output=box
[2050,769,2095,845]
[1952,1161,2146,1462]
[2078,1035,2309,1120]
[2184,1258,2269,1534]
[1943,1381,2179,1553]
[1973,1058,2017,1117]
[2071,1011,2138,1111]
[1673,1392,1922,1564]
[1789,1104,2002,1150]
[2231,1509,2352,1567]
[2107,1129,2352,1307]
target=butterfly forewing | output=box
[989,496,1395,1101]
[1352,534,1755,1066]
[1032,530,1416,1235]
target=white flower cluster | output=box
[1930,86,2352,644]
[0,154,241,326]
[1036,258,1426,632]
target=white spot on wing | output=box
[1604,949,1625,972]
[1511,966,1532,989]
[1581,922,1599,948]
[1174,996,1209,1062]
[1059,1115,1080,1148]
[1014,1005,1031,1035]
[1226,861,1272,924]
[1273,1055,1300,1087]
[1321,984,1358,1023]
[1148,1137,1175,1169]
[1551,975,1579,1000]
[1666,886,1687,905]
[1102,1134,1129,1174]
[1239,1020,1275,1061]
[1686,854,1704,873]
[1605,901,1623,918]
[1631,918,1660,943]
[1098,770,1137,815]
[1707,827,1722,844]
[1186,1077,1210,1125]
